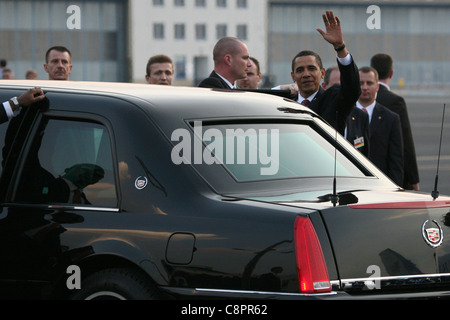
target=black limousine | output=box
[0,80,449,300]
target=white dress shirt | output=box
[356,101,376,123]
[2,101,14,120]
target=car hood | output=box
[244,189,450,293]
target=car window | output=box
[14,118,117,207]
[199,122,367,182]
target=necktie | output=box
[301,99,310,107]
[362,108,368,113]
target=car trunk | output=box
[317,191,450,294]
[246,188,450,295]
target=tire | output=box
[70,268,157,300]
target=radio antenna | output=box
[330,112,339,207]
[431,103,446,200]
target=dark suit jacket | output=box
[309,57,361,135]
[198,71,293,98]
[368,102,404,186]
[198,71,232,89]
[0,103,9,124]
[346,107,370,157]
[376,85,419,189]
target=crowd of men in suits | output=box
[195,10,419,190]
[1,10,420,191]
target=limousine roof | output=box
[0,80,311,120]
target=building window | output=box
[153,0,164,6]
[174,0,184,6]
[216,24,227,39]
[154,23,165,39]
[237,24,247,40]
[175,55,186,79]
[237,0,247,8]
[175,24,185,39]
[196,24,207,40]
[217,0,227,8]
[195,0,206,7]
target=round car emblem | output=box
[422,220,443,248]
[135,176,148,190]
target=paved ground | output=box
[403,92,450,197]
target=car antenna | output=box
[330,112,339,207]
[431,104,446,200]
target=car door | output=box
[0,109,118,298]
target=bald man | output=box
[198,37,251,89]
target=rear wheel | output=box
[70,268,157,300]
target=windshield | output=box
[198,122,368,182]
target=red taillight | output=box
[294,216,331,294]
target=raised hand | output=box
[316,11,347,56]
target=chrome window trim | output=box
[48,205,119,212]
[3,203,120,213]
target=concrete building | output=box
[268,0,450,90]
[130,0,269,85]
[1,0,450,90]
[0,0,128,82]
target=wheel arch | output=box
[51,239,171,299]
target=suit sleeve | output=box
[394,96,420,186]
[337,56,361,118]
[331,56,361,134]
[198,77,224,88]
[388,113,404,187]
[0,102,9,124]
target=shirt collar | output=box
[356,101,376,122]
[215,72,234,89]
[297,90,319,103]
[378,81,390,91]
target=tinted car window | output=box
[15,118,117,207]
[200,123,367,182]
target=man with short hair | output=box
[323,66,370,157]
[321,65,340,90]
[1,68,14,79]
[371,53,419,191]
[44,46,72,80]
[198,37,251,89]
[357,66,403,186]
[281,11,361,135]
[236,57,262,89]
[145,54,174,85]
[26,69,38,80]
